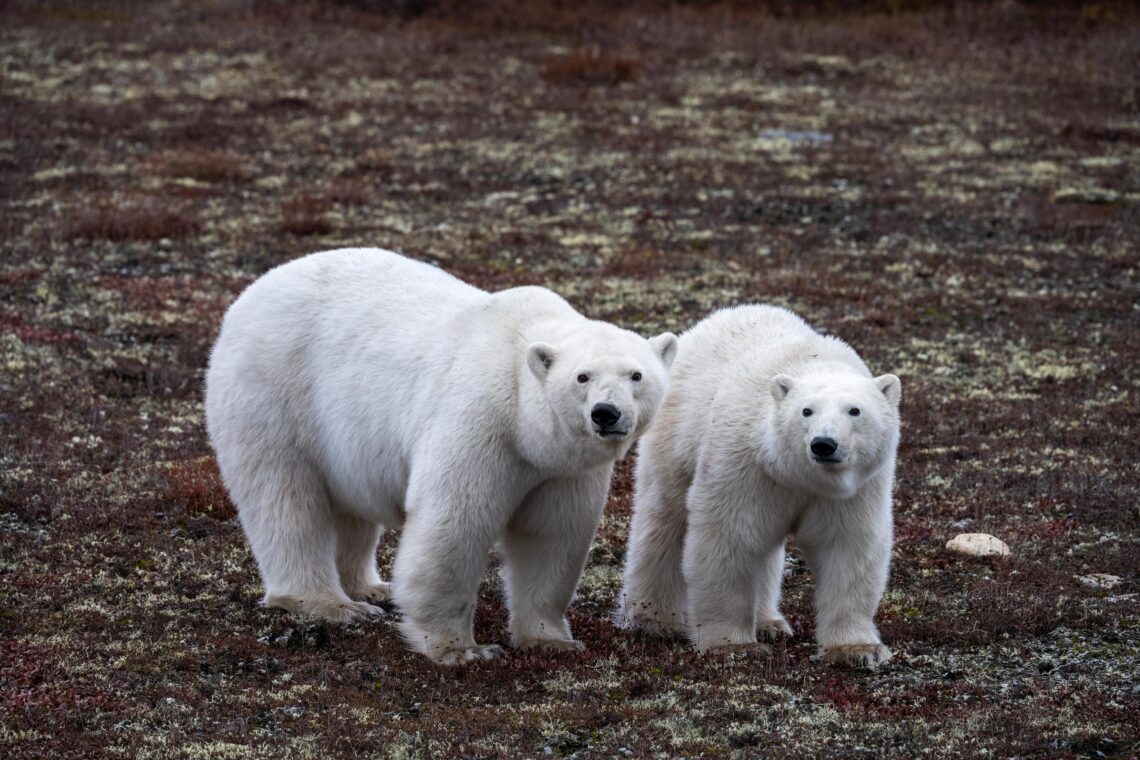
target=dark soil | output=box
[2,1,1137,757]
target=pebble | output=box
[946,533,1010,557]
[758,129,834,145]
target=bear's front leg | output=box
[682,476,774,654]
[798,485,893,669]
[391,477,512,665]
[501,468,610,653]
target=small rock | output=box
[946,533,1010,557]
[1075,573,1123,590]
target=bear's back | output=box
[672,305,866,389]
[211,249,495,393]
[224,249,482,336]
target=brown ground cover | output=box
[1,1,1137,757]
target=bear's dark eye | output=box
[802,408,813,417]
[577,374,589,384]
[849,408,861,417]
[631,372,642,382]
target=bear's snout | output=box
[591,402,624,435]
[810,436,840,462]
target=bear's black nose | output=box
[810,437,838,458]
[591,403,622,428]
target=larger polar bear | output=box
[206,249,677,665]
[617,304,901,668]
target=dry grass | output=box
[542,50,642,86]
[163,457,236,520]
[146,147,251,183]
[280,194,335,236]
[66,195,201,241]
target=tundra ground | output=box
[1,2,1137,757]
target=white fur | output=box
[205,248,676,665]
[617,305,900,667]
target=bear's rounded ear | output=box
[649,332,679,369]
[770,374,794,402]
[875,374,901,408]
[526,342,557,381]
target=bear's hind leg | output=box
[682,473,777,653]
[238,463,382,624]
[333,511,391,605]
[755,542,794,641]
[616,455,689,637]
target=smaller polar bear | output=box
[617,305,901,667]
[206,249,677,665]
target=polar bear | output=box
[205,249,677,665]
[617,304,900,668]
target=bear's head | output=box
[769,370,901,499]
[526,325,678,467]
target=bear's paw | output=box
[704,641,773,658]
[433,644,506,666]
[757,616,794,641]
[514,637,586,654]
[348,582,392,604]
[821,643,892,669]
[613,606,687,639]
[309,599,386,624]
[264,595,386,624]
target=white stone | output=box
[946,533,1010,557]
[1075,573,1122,590]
